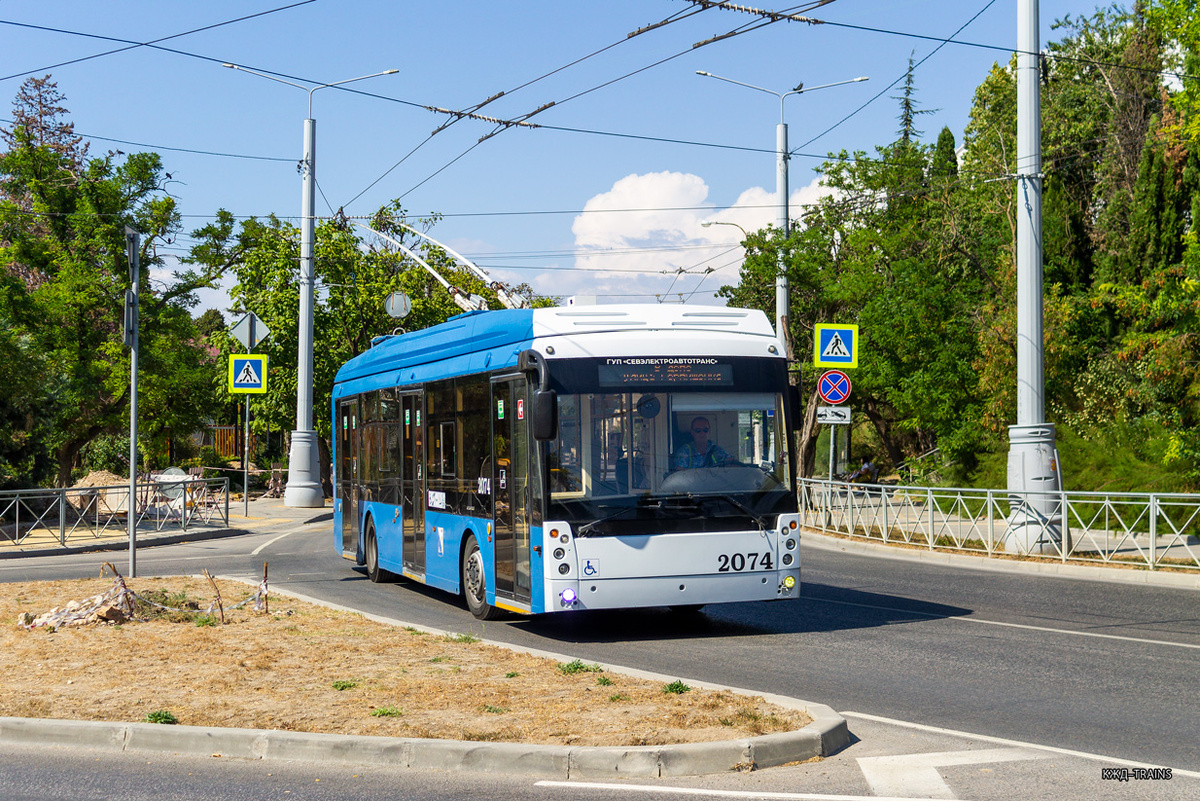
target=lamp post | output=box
[696,72,868,353]
[224,64,398,508]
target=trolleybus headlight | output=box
[553,547,565,559]
[560,588,577,605]
[559,533,570,544]
[558,563,570,575]
[782,575,797,589]
[785,538,796,551]
[782,553,794,566]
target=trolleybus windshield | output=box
[546,388,792,534]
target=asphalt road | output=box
[3,518,1198,780]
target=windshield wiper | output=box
[577,494,698,535]
[667,491,770,531]
[577,502,646,535]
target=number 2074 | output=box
[717,552,774,572]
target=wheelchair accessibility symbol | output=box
[583,560,598,577]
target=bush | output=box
[968,421,1191,494]
[81,434,140,476]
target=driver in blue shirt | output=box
[673,416,732,469]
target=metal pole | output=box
[776,119,789,353]
[828,426,835,482]
[244,395,251,518]
[125,228,140,578]
[284,116,324,507]
[1015,0,1044,430]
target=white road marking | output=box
[812,596,1200,651]
[857,748,1048,799]
[534,781,938,801]
[843,712,1200,780]
[251,530,296,555]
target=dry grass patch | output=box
[1,576,809,747]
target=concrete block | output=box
[568,746,664,779]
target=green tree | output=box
[0,77,224,485]
[186,203,538,485]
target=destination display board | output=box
[598,357,734,387]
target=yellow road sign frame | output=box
[229,354,269,394]
[814,324,859,368]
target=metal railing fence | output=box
[799,478,1200,572]
[0,477,230,547]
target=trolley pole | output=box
[124,228,140,578]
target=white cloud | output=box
[545,170,831,305]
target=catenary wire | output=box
[798,0,1000,148]
[338,5,713,210]
[0,1,318,83]
[370,4,819,209]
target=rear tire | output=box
[365,519,392,583]
[461,533,503,620]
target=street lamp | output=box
[696,71,868,353]
[701,220,749,238]
[224,64,398,508]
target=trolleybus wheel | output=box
[365,519,392,583]
[461,533,502,620]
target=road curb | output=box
[0,709,845,777]
[803,528,1200,590]
[0,528,250,560]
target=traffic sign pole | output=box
[244,395,250,518]
[228,351,269,515]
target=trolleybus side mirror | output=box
[533,389,558,441]
[788,384,802,422]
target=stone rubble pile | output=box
[17,590,131,629]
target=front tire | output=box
[365,519,392,583]
[461,533,503,620]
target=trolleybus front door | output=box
[338,399,358,557]
[400,391,425,575]
[491,376,532,606]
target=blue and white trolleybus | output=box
[331,304,801,619]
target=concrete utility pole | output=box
[288,108,324,508]
[1006,0,1062,553]
[223,64,397,508]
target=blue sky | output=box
[1,0,1091,311]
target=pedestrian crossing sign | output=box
[814,324,859,368]
[229,355,268,394]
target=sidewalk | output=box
[0,494,330,559]
[803,527,1200,590]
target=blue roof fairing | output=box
[332,308,536,396]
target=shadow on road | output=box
[511,582,971,644]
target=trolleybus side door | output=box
[338,398,359,557]
[400,391,426,575]
[491,375,532,606]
